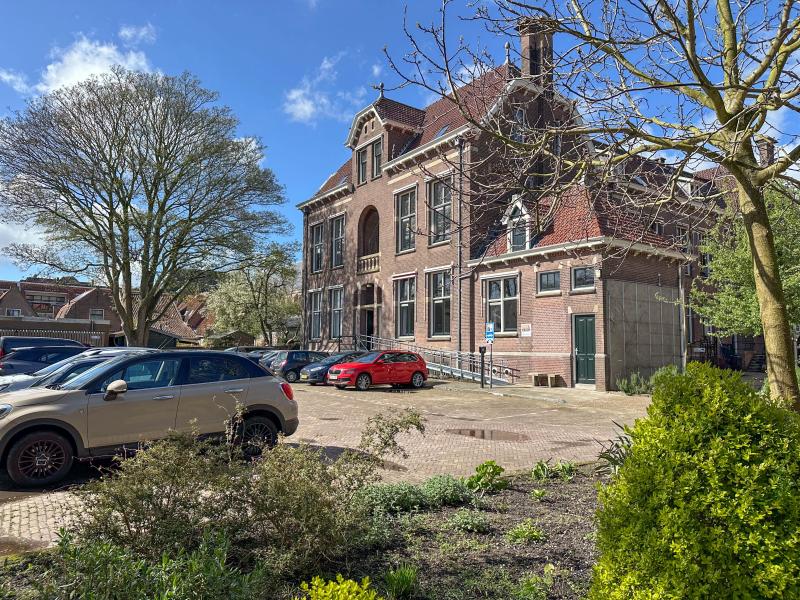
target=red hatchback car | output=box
[326,350,428,391]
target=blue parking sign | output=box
[485,322,495,343]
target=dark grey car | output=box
[0,346,86,375]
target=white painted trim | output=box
[354,133,384,152]
[391,271,418,280]
[307,287,324,293]
[392,182,418,195]
[328,210,347,221]
[424,169,453,182]
[297,183,350,209]
[479,270,520,280]
[308,218,326,229]
[383,125,470,170]
[423,264,453,273]
[326,284,344,290]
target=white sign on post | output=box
[485,322,495,344]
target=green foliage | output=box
[505,519,546,544]
[40,532,264,600]
[515,564,556,600]
[465,460,509,494]
[383,564,418,600]
[295,575,384,600]
[591,363,800,599]
[690,187,800,336]
[530,460,551,481]
[447,509,491,534]
[420,474,473,507]
[529,488,546,502]
[356,483,427,515]
[552,460,577,481]
[615,371,653,395]
[595,422,633,477]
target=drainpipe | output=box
[301,208,309,348]
[678,263,686,371]
[457,136,464,373]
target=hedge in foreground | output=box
[591,363,800,599]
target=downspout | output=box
[301,208,309,348]
[678,263,687,371]
[457,136,464,370]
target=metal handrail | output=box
[347,334,520,384]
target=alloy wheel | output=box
[17,440,67,481]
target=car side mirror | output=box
[104,379,128,401]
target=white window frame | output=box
[511,106,526,142]
[5,308,21,317]
[309,290,323,340]
[330,215,345,268]
[572,266,595,290]
[538,270,560,293]
[395,277,416,338]
[89,308,105,321]
[485,275,519,334]
[429,270,451,337]
[396,188,417,253]
[649,221,664,236]
[310,222,324,273]
[428,177,452,245]
[502,198,529,252]
[329,287,343,339]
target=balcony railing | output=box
[357,252,380,274]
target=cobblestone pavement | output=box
[0,380,649,553]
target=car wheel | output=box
[411,371,425,389]
[284,370,299,383]
[240,416,279,457]
[6,431,74,487]
[355,373,371,391]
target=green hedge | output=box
[591,363,800,599]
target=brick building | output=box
[298,24,753,390]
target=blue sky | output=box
[0,0,490,280]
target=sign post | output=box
[478,346,486,388]
[485,323,495,389]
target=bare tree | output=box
[388,0,800,405]
[0,68,287,346]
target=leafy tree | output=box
[0,68,287,345]
[206,244,300,345]
[692,187,800,338]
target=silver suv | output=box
[0,350,298,487]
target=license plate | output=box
[328,374,338,380]
[300,373,308,380]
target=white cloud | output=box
[118,23,156,45]
[371,63,383,78]
[36,36,151,93]
[0,69,31,94]
[283,53,368,124]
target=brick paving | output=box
[0,380,648,553]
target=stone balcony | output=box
[356,252,380,274]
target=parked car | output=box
[224,346,264,353]
[327,351,428,391]
[0,336,86,359]
[0,348,155,394]
[247,348,276,360]
[270,350,329,383]
[0,350,298,487]
[0,346,87,375]
[299,351,367,385]
[258,351,281,373]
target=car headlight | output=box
[0,404,12,419]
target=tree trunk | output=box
[738,183,800,408]
[133,326,150,348]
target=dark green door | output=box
[574,315,596,384]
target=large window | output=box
[310,291,322,340]
[396,188,416,252]
[89,308,104,321]
[372,139,382,178]
[428,178,452,244]
[329,288,343,339]
[429,271,451,337]
[486,276,518,333]
[538,271,560,293]
[330,215,345,268]
[310,223,324,272]
[357,148,368,184]
[396,277,415,338]
[572,266,595,289]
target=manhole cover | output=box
[446,428,530,442]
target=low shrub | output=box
[530,460,550,481]
[420,474,473,507]
[383,564,418,600]
[615,371,653,395]
[295,575,384,600]
[506,519,546,544]
[551,460,577,481]
[356,482,427,514]
[447,509,491,534]
[39,532,264,600]
[465,460,508,494]
[515,564,556,600]
[529,489,546,502]
[592,363,800,599]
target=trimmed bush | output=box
[420,474,473,507]
[356,482,427,514]
[591,363,800,599]
[295,575,384,600]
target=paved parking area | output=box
[0,380,649,553]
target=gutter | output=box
[382,125,470,172]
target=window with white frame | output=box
[310,223,324,272]
[372,139,382,178]
[486,276,518,333]
[396,277,415,338]
[396,189,416,252]
[649,221,664,236]
[572,266,595,289]
[511,107,526,142]
[89,308,104,321]
[538,270,560,293]
[508,205,527,251]
[329,288,343,339]
[309,291,322,339]
[5,308,21,317]
[428,178,452,244]
[330,215,345,268]
[429,271,451,337]
[357,148,368,184]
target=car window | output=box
[354,352,382,363]
[400,353,418,363]
[99,358,181,392]
[312,352,327,362]
[273,352,288,363]
[31,354,84,377]
[186,357,249,384]
[7,349,35,361]
[291,352,308,362]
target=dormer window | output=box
[357,148,367,184]
[511,107,526,142]
[503,199,529,252]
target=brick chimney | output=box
[756,136,776,166]
[518,17,555,89]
